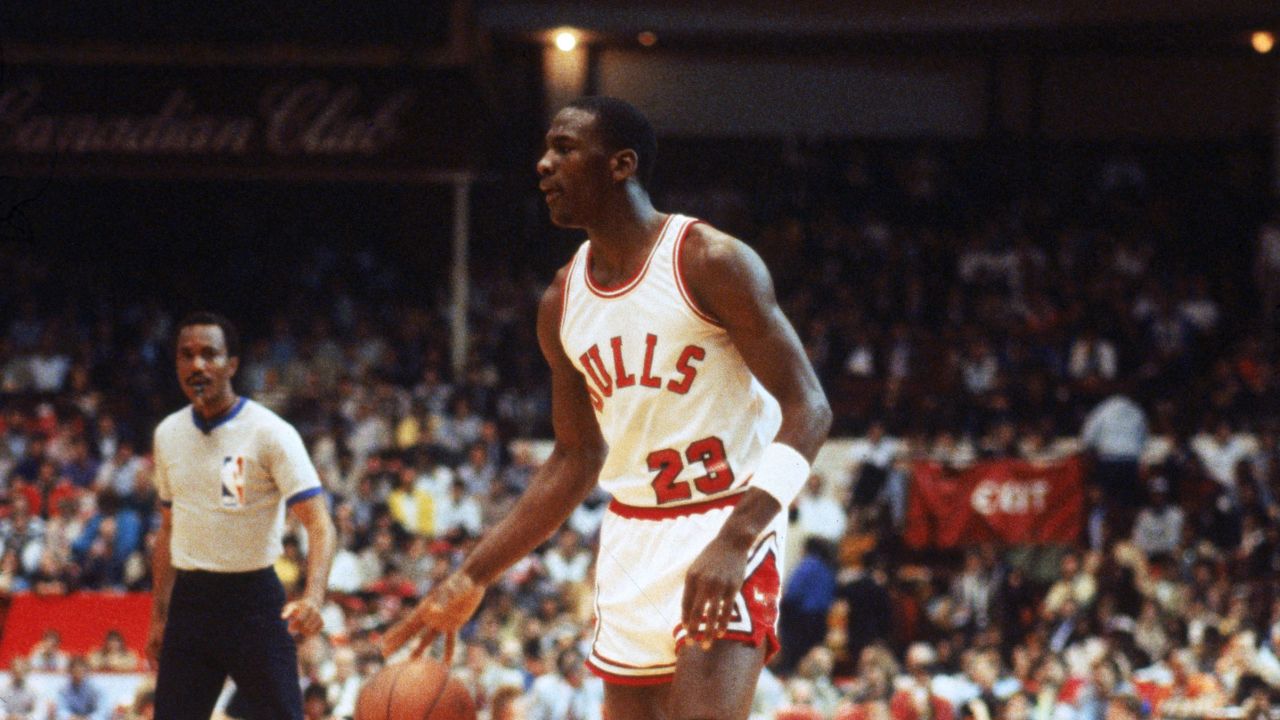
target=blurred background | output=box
[2,1,1280,718]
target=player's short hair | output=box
[565,96,657,189]
[177,311,241,359]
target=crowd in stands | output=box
[0,139,1278,719]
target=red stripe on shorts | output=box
[608,489,746,520]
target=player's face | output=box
[176,324,239,412]
[536,108,612,228]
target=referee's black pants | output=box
[155,567,303,720]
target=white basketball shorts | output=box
[585,491,786,685]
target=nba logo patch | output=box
[220,456,246,508]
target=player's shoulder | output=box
[538,259,576,318]
[680,220,770,289]
[681,221,761,273]
[534,259,583,357]
[684,220,742,252]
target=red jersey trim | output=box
[559,253,578,335]
[672,219,724,327]
[583,214,674,299]
[608,487,747,520]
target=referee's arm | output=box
[147,506,174,666]
[282,495,336,636]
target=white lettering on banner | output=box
[970,479,1050,516]
[0,77,416,157]
[264,80,417,155]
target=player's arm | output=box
[146,504,174,667]
[457,268,607,582]
[683,224,830,459]
[281,494,336,636]
[679,224,833,646]
[381,266,607,658]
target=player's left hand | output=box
[681,536,748,650]
[281,598,324,637]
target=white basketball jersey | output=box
[559,214,782,507]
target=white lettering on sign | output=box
[263,80,417,156]
[0,77,417,157]
[970,479,1050,516]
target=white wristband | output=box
[752,442,811,508]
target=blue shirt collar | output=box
[191,396,247,434]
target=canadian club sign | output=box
[903,456,1084,549]
[0,65,485,177]
[1,79,413,156]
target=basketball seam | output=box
[423,667,450,719]
[384,661,408,720]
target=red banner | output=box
[0,592,152,669]
[904,456,1084,549]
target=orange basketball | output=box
[354,658,476,720]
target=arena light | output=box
[554,29,579,52]
[1252,30,1275,54]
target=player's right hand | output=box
[380,571,485,663]
[145,618,166,668]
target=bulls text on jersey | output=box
[578,334,706,410]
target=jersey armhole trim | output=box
[559,253,577,336]
[286,487,325,507]
[160,500,173,508]
[672,220,724,328]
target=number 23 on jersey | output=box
[646,436,735,504]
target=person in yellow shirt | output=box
[388,466,435,537]
[274,535,305,595]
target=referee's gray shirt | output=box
[154,398,323,572]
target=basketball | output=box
[354,658,476,720]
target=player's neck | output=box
[585,196,665,272]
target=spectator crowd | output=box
[0,138,1279,719]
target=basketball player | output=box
[383,97,831,720]
[147,312,336,720]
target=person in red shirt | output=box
[890,643,955,720]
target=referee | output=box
[147,312,336,720]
